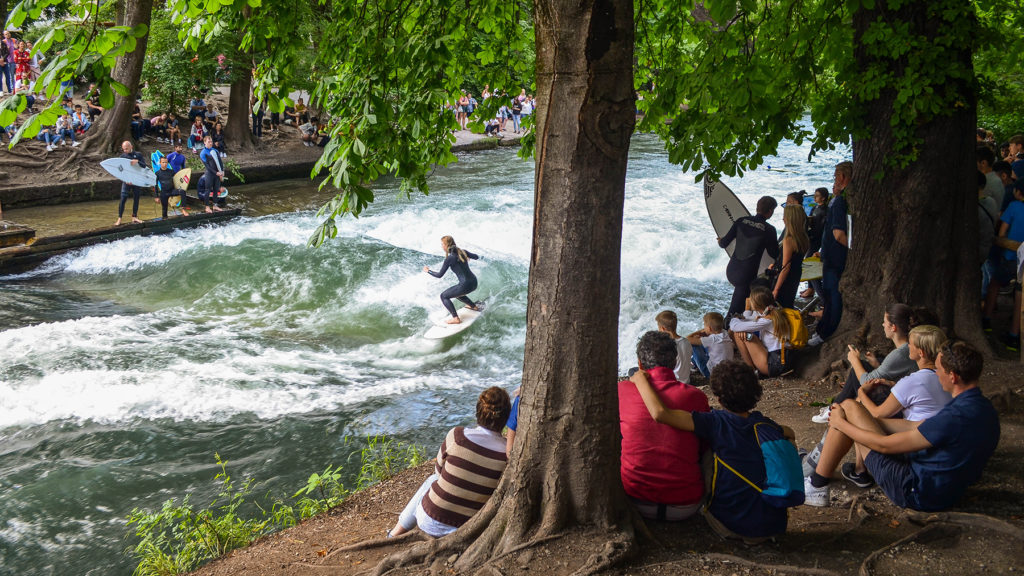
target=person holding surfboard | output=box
[718,196,780,316]
[155,156,189,219]
[424,235,482,324]
[199,135,225,214]
[115,141,148,226]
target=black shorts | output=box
[766,349,786,377]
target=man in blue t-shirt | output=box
[821,340,999,512]
[810,161,851,346]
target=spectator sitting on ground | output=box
[130,100,145,141]
[166,112,181,146]
[388,387,510,538]
[36,124,63,152]
[619,331,709,521]
[71,104,91,134]
[484,118,502,137]
[687,311,734,379]
[630,360,797,542]
[203,103,219,131]
[315,121,330,147]
[54,112,80,148]
[804,325,951,505]
[188,92,206,123]
[299,118,316,146]
[655,310,693,384]
[294,97,310,124]
[149,113,168,142]
[807,340,999,511]
[60,94,73,115]
[729,287,793,378]
[85,83,103,122]
[187,117,206,152]
[808,304,927,426]
[211,121,227,155]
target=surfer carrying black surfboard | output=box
[424,235,481,324]
[718,196,780,316]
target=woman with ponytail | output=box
[729,287,791,377]
[424,235,482,324]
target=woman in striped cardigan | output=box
[389,387,511,538]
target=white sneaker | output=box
[46,144,54,152]
[811,406,831,424]
[803,476,830,507]
[71,141,80,147]
[808,333,824,347]
[61,139,67,146]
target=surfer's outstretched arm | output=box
[426,253,454,278]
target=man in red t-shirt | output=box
[618,331,710,521]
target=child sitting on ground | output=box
[687,311,734,378]
[630,360,796,542]
[656,310,693,384]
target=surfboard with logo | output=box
[703,177,775,274]
[100,158,157,188]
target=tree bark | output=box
[819,1,982,367]
[373,0,638,572]
[86,0,154,154]
[225,63,257,153]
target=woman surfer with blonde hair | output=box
[424,235,482,324]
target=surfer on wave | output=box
[424,235,481,324]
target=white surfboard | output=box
[703,177,775,274]
[424,306,484,340]
[100,157,157,187]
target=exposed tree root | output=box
[703,553,843,575]
[800,497,872,549]
[860,511,1024,576]
[567,529,635,576]
[324,531,425,558]
[902,510,1024,538]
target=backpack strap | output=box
[714,454,763,494]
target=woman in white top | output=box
[811,325,950,488]
[729,287,789,377]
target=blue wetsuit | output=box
[428,248,479,317]
[199,146,223,207]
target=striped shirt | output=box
[421,425,507,528]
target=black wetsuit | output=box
[155,167,184,218]
[199,146,223,207]
[428,248,480,317]
[118,151,148,219]
[719,214,779,316]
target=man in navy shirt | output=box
[814,340,999,511]
[810,161,851,345]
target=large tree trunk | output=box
[373,0,638,572]
[225,63,257,153]
[86,0,154,154]
[819,1,982,367]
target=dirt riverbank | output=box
[186,357,1024,576]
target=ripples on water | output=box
[0,133,846,575]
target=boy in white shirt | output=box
[687,312,734,378]
[655,310,693,384]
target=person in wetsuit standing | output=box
[199,135,224,214]
[718,196,780,316]
[424,235,481,324]
[115,140,148,226]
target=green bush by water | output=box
[125,437,427,576]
